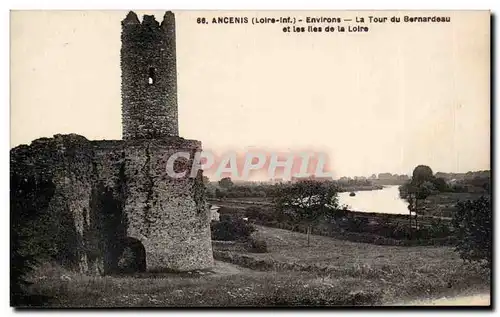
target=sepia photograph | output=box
[9,9,491,308]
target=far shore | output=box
[338,185,385,192]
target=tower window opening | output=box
[148,67,156,85]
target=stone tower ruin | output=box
[121,11,178,139]
[10,11,214,275]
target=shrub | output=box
[245,206,264,220]
[452,196,491,265]
[416,181,438,199]
[428,218,451,238]
[246,237,268,253]
[449,184,468,193]
[10,230,37,306]
[211,216,255,241]
[10,174,56,306]
[215,188,227,199]
[244,206,277,222]
[431,177,449,192]
[345,216,369,232]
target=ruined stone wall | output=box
[11,134,214,275]
[121,12,178,140]
[10,134,100,274]
[91,138,214,271]
[118,138,213,271]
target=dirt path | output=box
[210,260,248,275]
[391,293,490,306]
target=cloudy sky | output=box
[10,11,490,178]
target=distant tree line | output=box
[204,176,385,200]
[399,167,490,200]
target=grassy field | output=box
[215,226,490,303]
[420,192,486,218]
[23,225,490,307]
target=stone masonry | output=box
[10,11,214,274]
[121,11,178,140]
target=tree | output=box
[378,173,393,180]
[398,174,410,181]
[202,176,210,185]
[403,182,417,237]
[412,165,434,185]
[205,182,216,198]
[218,177,234,189]
[400,165,436,236]
[452,196,491,266]
[431,177,448,192]
[416,181,436,199]
[274,180,340,246]
[412,180,436,230]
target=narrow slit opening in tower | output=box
[148,67,156,85]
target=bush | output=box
[244,206,278,222]
[345,216,369,232]
[246,237,268,253]
[416,181,438,199]
[449,184,468,193]
[211,216,255,241]
[205,183,217,198]
[10,174,56,306]
[452,196,491,265]
[10,230,37,306]
[392,223,411,240]
[428,218,451,238]
[215,188,227,199]
[431,177,449,192]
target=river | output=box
[338,185,409,215]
